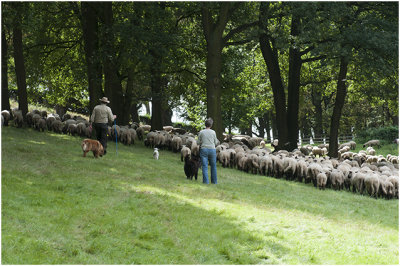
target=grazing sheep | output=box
[12,110,23,128]
[67,123,77,136]
[259,155,273,176]
[330,169,345,190]
[128,128,137,144]
[181,146,191,162]
[171,136,183,153]
[141,125,151,132]
[51,120,64,133]
[295,159,308,182]
[272,155,285,178]
[37,118,46,132]
[307,162,323,186]
[76,122,87,137]
[364,173,380,198]
[120,129,132,145]
[366,146,376,155]
[1,110,10,126]
[316,172,328,190]
[235,152,246,170]
[136,126,144,140]
[218,150,231,168]
[351,172,366,194]
[191,144,200,157]
[283,157,297,180]
[363,139,381,148]
[312,147,325,158]
[245,154,259,174]
[379,178,394,199]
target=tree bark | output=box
[12,8,28,118]
[328,56,349,158]
[149,50,163,131]
[259,2,288,149]
[81,2,103,115]
[286,14,302,150]
[101,2,125,124]
[201,3,230,141]
[311,86,324,139]
[2,27,10,111]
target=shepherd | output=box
[90,97,116,156]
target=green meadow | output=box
[2,126,398,264]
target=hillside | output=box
[1,126,399,264]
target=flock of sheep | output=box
[2,108,399,200]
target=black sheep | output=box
[184,154,201,180]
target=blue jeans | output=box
[200,148,217,184]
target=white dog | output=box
[153,148,159,160]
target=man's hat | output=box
[99,97,110,103]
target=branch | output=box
[222,21,259,45]
[301,55,326,63]
[300,45,315,56]
[225,39,254,47]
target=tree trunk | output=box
[122,67,135,125]
[286,15,302,150]
[201,3,231,141]
[265,112,271,142]
[81,2,103,115]
[257,116,266,138]
[149,50,163,131]
[311,86,324,139]
[12,10,28,118]
[2,27,10,111]
[328,57,349,158]
[101,2,125,124]
[204,28,224,141]
[259,2,288,149]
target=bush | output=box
[355,126,399,144]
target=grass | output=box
[2,126,399,264]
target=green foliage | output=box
[355,126,399,144]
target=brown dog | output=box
[81,139,104,158]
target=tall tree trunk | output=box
[259,2,288,149]
[149,50,163,131]
[311,86,324,139]
[328,57,349,158]
[257,116,266,138]
[81,2,103,115]
[265,111,271,142]
[286,15,302,150]
[123,67,135,125]
[12,8,28,118]
[2,27,10,111]
[101,2,125,124]
[201,3,231,141]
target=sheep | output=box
[271,155,284,178]
[259,155,273,176]
[163,125,173,132]
[120,128,132,145]
[312,147,325,158]
[364,173,380,198]
[67,123,77,136]
[330,169,345,190]
[351,172,366,194]
[245,154,259,174]
[51,120,64,133]
[171,136,183,153]
[191,143,200,157]
[141,125,151,132]
[316,172,328,190]
[12,110,23,128]
[235,152,246,170]
[136,126,145,140]
[128,128,137,144]
[1,110,10,126]
[366,155,378,164]
[238,154,248,171]
[218,150,231,168]
[111,124,121,141]
[295,159,308,183]
[366,146,376,156]
[181,146,191,162]
[307,162,323,186]
[76,122,87,137]
[300,145,312,156]
[37,118,47,132]
[283,157,297,180]
[387,176,399,198]
[363,139,381,148]
[379,178,394,199]
[341,151,354,160]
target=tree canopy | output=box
[2,2,398,149]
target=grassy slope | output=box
[1,126,399,264]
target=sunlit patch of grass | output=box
[2,126,399,264]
